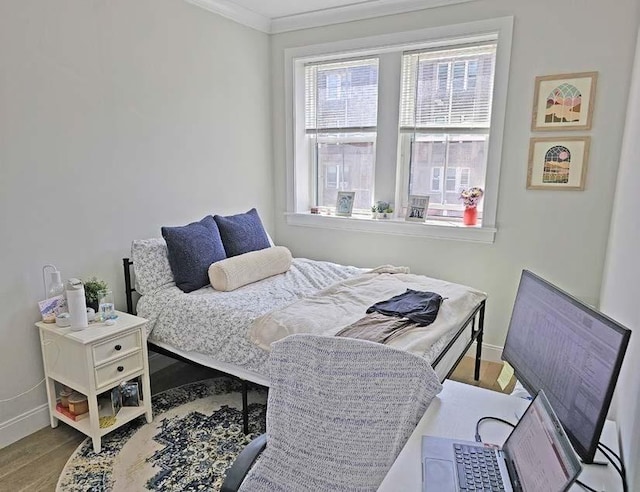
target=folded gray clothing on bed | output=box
[366,289,444,326]
[335,312,417,344]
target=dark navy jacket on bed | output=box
[366,289,444,326]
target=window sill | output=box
[285,213,496,243]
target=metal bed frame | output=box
[123,258,485,434]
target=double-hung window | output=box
[400,44,496,219]
[305,58,379,212]
[286,18,512,242]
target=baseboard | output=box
[0,403,50,450]
[466,341,503,363]
[148,351,178,374]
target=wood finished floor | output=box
[0,356,513,492]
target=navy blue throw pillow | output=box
[214,208,270,257]
[161,216,226,293]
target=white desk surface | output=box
[378,380,621,492]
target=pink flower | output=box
[459,187,484,208]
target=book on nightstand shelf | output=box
[55,403,89,421]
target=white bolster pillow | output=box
[208,246,292,291]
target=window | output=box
[400,44,496,219]
[305,58,378,211]
[286,18,512,242]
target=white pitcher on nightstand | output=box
[66,278,88,330]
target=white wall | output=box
[600,27,640,491]
[0,0,272,446]
[271,0,640,349]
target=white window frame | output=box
[284,17,513,243]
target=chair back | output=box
[239,334,442,491]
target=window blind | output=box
[305,58,379,133]
[400,44,497,131]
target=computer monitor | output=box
[502,270,631,464]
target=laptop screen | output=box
[503,391,582,492]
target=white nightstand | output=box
[36,311,153,453]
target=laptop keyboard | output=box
[454,444,506,491]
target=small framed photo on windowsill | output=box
[406,195,430,222]
[335,191,355,217]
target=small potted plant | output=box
[84,277,109,312]
[374,201,394,219]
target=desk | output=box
[379,381,621,492]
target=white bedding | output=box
[250,272,487,358]
[137,258,364,374]
[136,257,486,381]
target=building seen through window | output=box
[302,41,498,222]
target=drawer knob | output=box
[117,366,124,372]
[115,344,122,351]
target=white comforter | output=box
[137,257,486,378]
[136,258,364,374]
[250,271,487,358]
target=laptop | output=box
[422,390,581,492]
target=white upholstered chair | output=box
[221,334,442,492]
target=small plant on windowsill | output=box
[372,201,394,219]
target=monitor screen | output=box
[502,270,631,463]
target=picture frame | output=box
[531,72,597,131]
[405,195,430,222]
[120,381,140,407]
[335,191,355,217]
[38,295,67,323]
[110,386,122,416]
[527,137,591,191]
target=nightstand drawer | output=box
[93,330,141,366]
[95,351,143,389]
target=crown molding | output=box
[184,0,478,34]
[184,0,271,33]
[271,0,478,34]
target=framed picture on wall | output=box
[531,72,598,131]
[405,195,430,222]
[527,137,591,190]
[335,191,355,217]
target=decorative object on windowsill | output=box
[310,206,320,214]
[406,195,430,223]
[527,137,590,191]
[373,201,394,219]
[83,277,108,313]
[335,191,355,217]
[459,187,484,226]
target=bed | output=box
[122,240,487,432]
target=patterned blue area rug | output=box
[56,378,267,492]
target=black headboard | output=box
[122,258,136,315]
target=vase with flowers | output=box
[459,187,484,226]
